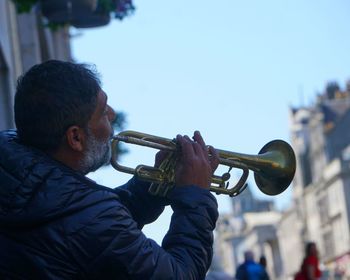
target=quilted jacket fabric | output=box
[0,130,218,279]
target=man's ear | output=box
[65,126,86,152]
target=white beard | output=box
[80,129,111,174]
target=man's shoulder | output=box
[0,129,42,164]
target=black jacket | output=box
[0,130,218,279]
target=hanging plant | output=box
[11,0,38,13]
[9,0,135,26]
[40,0,98,23]
[98,0,135,20]
[70,0,135,28]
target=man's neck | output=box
[49,146,84,174]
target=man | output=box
[0,60,219,279]
[235,251,269,280]
[259,255,270,280]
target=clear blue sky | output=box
[71,0,350,243]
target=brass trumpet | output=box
[111,130,296,197]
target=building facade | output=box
[214,81,350,280]
[288,83,350,279]
[0,0,72,131]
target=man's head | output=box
[305,241,318,257]
[244,250,255,262]
[15,60,115,174]
[259,255,267,267]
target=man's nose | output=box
[108,106,116,122]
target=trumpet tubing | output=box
[111,130,296,197]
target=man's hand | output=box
[175,131,219,189]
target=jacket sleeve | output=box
[113,177,169,228]
[114,177,169,229]
[75,185,218,280]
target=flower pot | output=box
[71,1,111,28]
[40,0,98,23]
[71,11,110,28]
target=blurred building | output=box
[231,183,274,216]
[0,0,72,131]
[287,81,350,279]
[213,81,350,280]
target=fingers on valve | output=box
[208,145,219,171]
[193,130,206,150]
[177,135,193,160]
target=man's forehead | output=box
[98,90,107,105]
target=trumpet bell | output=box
[254,140,296,195]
